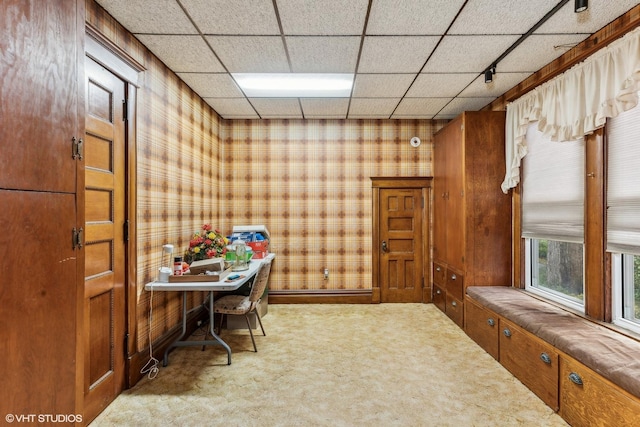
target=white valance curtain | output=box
[501,25,640,193]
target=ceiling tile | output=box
[438,97,495,117]
[204,98,258,118]
[348,98,400,117]
[449,0,559,35]
[177,73,244,98]
[459,72,532,98]
[392,98,451,117]
[300,98,350,117]
[287,36,360,73]
[536,1,640,34]
[136,35,224,73]
[277,0,369,35]
[407,73,478,97]
[367,0,466,35]
[206,36,289,72]
[95,0,197,34]
[497,34,589,73]
[352,74,416,98]
[249,98,303,118]
[423,35,520,73]
[359,36,440,73]
[181,0,280,35]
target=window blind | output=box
[606,100,640,255]
[522,122,585,243]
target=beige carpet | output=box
[91,304,568,426]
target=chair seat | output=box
[214,295,252,315]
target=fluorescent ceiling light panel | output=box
[233,73,353,97]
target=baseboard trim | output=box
[268,289,373,304]
[126,307,207,387]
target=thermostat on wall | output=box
[410,136,421,147]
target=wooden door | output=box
[444,118,465,270]
[83,58,127,421]
[433,131,447,263]
[379,188,424,302]
[0,191,78,416]
[0,0,79,193]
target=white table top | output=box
[144,253,275,292]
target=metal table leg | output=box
[163,290,232,366]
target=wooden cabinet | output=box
[432,111,512,325]
[500,319,559,410]
[560,356,640,427]
[0,0,84,419]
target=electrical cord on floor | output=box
[140,287,159,380]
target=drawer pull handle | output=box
[540,353,551,364]
[451,301,457,307]
[503,328,511,337]
[436,267,441,272]
[487,318,495,327]
[436,289,441,295]
[451,274,457,280]
[569,372,583,386]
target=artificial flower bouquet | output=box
[184,224,228,264]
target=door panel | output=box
[83,57,126,422]
[0,0,78,193]
[380,188,424,302]
[0,190,77,416]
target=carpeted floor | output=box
[91,304,568,426]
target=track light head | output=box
[575,0,588,13]
[484,65,496,84]
[484,69,493,83]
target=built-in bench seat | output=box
[466,286,640,400]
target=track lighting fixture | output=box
[575,0,588,13]
[484,65,496,84]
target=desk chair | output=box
[214,260,272,352]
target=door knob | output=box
[381,241,388,252]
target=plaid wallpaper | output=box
[220,119,443,292]
[87,0,445,352]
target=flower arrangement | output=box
[184,224,228,263]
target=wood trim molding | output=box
[85,24,144,86]
[268,290,373,304]
[584,129,606,321]
[486,5,640,111]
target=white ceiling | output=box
[96,0,640,120]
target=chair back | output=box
[249,260,272,304]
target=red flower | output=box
[203,224,212,231]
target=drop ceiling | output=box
[95,0,640,120]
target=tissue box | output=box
[247,241,269,258]
[189,258,225,275]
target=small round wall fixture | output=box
[410,136,421,147]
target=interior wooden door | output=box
[379,188,424,302]
[83,57,127,422]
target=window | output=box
[607,96,640,333]
[522,123,585,310]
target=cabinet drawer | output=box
[433,262,446,287]
[445,294,464,328]
[433,284,446,313]
[446,270,464,300]
[499,319,559,410]
[560,356,640,427]
[464,297,499,360]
